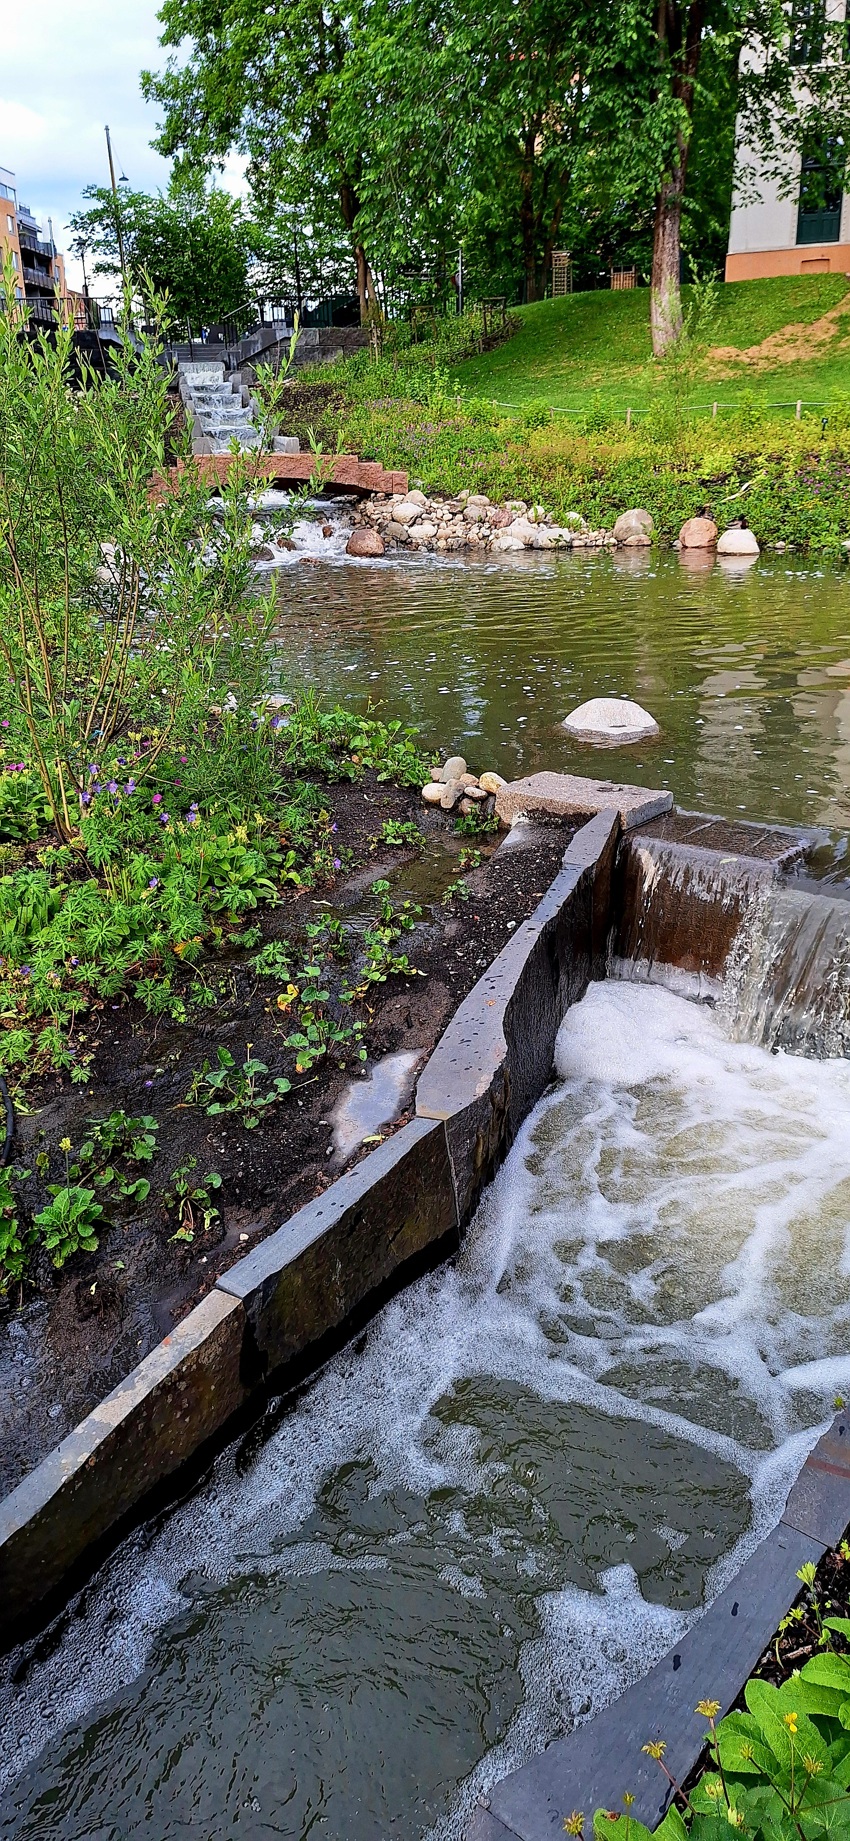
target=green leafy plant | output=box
[443,876,470,904]
[165,1159,222,1241]
[593,1660,850,1841]
[376,818,424,849]
[186,1043,291,1127]
[458,847,483,871]
[252,938,295,980]
[0,1163,33,1292]
[33,1141,108,1267]
[455,808,499,837]
[72,1110,159,1204]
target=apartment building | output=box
[0,164,68,308]
[726,0,850,280]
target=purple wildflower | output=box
[125,779,136,795]
[80,791,91,806]
[186,804,200,825]
[70,956,79,966]
[107,780,119,796]
[148,877,159,890]
[88,765,98,777]
[333,857,341,869]
[1,720,8,729]
[330,822,338,833]
[152,793,162,805]
[20,966,31,979]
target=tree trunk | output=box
[519,130,540,302]
[650,0,706,357]
[650,155,685,354]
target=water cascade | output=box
[3,938,850,1837]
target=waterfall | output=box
[720,883,850,1057]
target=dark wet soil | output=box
[0,782,573,1497]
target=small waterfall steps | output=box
[177,360,300,457]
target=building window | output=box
[797,132,845,243]
[5,215,12,235]
[790,0,827,64]
[10,251,18,271]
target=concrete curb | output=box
[0,807,621,1643]
[466,1417,850,1840]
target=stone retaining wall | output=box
[0,802,621,1644]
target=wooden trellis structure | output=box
[610,267,637,290]
[551,251,573,297]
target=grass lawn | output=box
[454,275,850,416]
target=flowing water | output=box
[267,541,850,832]
[4,981,850,1839]
[5,547,850,1834]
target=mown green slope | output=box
[454,276,850,415]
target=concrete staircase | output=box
[178,360,300,458]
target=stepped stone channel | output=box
[178,360,302,457]
[4,783,850,1841]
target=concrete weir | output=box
[3,771,850,1837]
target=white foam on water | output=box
[3,982,850,1831]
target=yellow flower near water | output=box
[563,1813,584,1835]
[696,1700,721,1720]
[642,1741,667,1760]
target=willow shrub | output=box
[0,270,275,844]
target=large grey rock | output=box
[495,771,671,830]
[442,755,467,781]
[612,508,653,546]
[562,696,659,744]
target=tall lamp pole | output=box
[105,124,128,292]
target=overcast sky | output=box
[0,1,243,288]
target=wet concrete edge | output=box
[0,807,620,1644]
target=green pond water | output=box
[273,548,850,832]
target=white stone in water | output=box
[717,527,760,556]
[562,696,659,744]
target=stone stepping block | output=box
[495,772,672,830]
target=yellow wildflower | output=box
[783,1712,799,1734]
[696,1700,721,1720]
[803,1756,824,1777]
[563,1813,584,1835]
[642,1741,667,1760]
[726,1808,744,1828]
[59,1136,71,1152]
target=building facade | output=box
[0,164,68,311]
[726,0,850,280]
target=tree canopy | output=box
[69,175,251,327]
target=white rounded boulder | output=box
[717,527,759,557]
[562,696,659,744]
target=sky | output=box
[0,1,243,289]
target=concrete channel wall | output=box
[0,805,620,1643]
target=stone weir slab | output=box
[151,452,408,501]
[0,805,621,1644]
[495,772,673,831]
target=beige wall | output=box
[0,184,23,297]
[726,244,850,281]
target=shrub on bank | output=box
[292,350,850,551]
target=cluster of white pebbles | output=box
[420,754,507,815]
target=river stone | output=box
[421,781,444,805]
[717,526,760,556]
[393,501,422,525]
[346,528,385,557]
[440,779,466,810]
[462,783,488,800]
[479,771,506,794]
[679,515,719,548]
[384,520,407,541]
[410,520,438,540]
[562,696,659,744]
[442,755,467,780]
[407,489,427,506]
[613,508,653,546]
[508,517,538,545]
